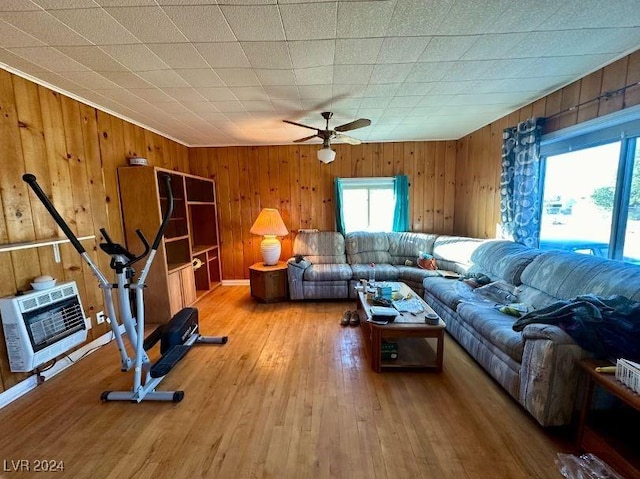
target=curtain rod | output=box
[545,81,640,120]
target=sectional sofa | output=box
[286,230,640,427]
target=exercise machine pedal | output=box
[150,344,191,378]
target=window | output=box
[539,106,640,264]
[339,178,395,233]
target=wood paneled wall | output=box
[189,141,457,280]
[0,69,189,392]
[455,50,640,238]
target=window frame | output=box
[338,177,396,234]
[539,104,640,262]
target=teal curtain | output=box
[334,178,346,235]
[392,175,409,232]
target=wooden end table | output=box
[577,359,640,478]
[249,261,288,303]
[356,282,445,373]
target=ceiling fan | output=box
[283,112,371,164]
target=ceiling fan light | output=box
[317,147,336,164]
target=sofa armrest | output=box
[519,324,586,426]
[521,323,576,345]
[287,257,311,300]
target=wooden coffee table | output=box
[356,282,445,373]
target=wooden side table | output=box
[249,262,289,303]
[577,360,640,478]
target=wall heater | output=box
[0,282,87,372]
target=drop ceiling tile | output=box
[196,87,237,101]
[394,82,435,96]
[389,96,423,108]
[362,83,400,97]
[481,58,539,79]
[230,86,268,101]
[241,42,292,69]
[377,37,432,63]
[176,69,223,88]
[95,1,156,7]
[336,1,395,38]
[148,44,209,69]
[49,8,139,45]
[161,5,236,42]
[104,6,186,43]
[485,0,560,33]
[196,111,226,121]
[335,38,383,64]
[0,19,44,47]
[0,11,90,46]
[359,96,391,109]
[99,71,152,88]
[0,48,47,73]
[271,98,303,112]
[212,100,246,112]
[434,60,494,82]
[56,46,127,72]
[137,70,188,88]
[155,101,191,114]
[297,84,331,99]
[64,70,120,90]
[32,71,84,92]
[161,86,207,102]
[540,0,640,29]
[429,80,477,95]
[8,46,89,72]
[101,44,168,71]
[369,63,413,84]
[417,36,478,62]
[128,88,175,103]
[294,65,333,85]
[0,1,42,11]
[288,40,334,69]
[356,108,385,119]
[215,68,261,86]
[386,0,455,36]
[264,85,299,99]
[255,69,296,85]
[241,100,273,111]
[195,43,250,68]
[519,29,640,58]
[333,64,373,84]
[220,5,285,41]
[435,0,511,35]
[528,54,612,77]
[461,33,530,60]
[300,98,325,110]
[94,88,145,106]
[280,2,336,40]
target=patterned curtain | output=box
[500,117,545,247]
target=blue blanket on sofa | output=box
[512,294,640,361]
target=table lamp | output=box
[250,208,289,265]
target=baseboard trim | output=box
[222,280,250,286]
[0,325,125,410]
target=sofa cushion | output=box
[422,277,472,310]
[387,232,438,265]
[395,265,440,284]
[293,231,346,264]
[468,240,541,285]
[351,263,399,281]
[432,235,486,273]
[457,302,524,362]
[303,263,353,281]
[345,231,391,264]
[520,251,640,305]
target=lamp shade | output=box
[250,209,288,265]
[249,208,288,236]
[317,147,336,164]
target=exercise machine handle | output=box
[22,173,86,255]
[152,175,173,251]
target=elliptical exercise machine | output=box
[23,173,227,403]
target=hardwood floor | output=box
[0,286,574,478]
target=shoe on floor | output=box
[349,310,360,326]
[340,310,351,327]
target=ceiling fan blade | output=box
[294,134,320,143]
[335,133,361,145]
[334,118,371,132]
[283,119,317,131]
